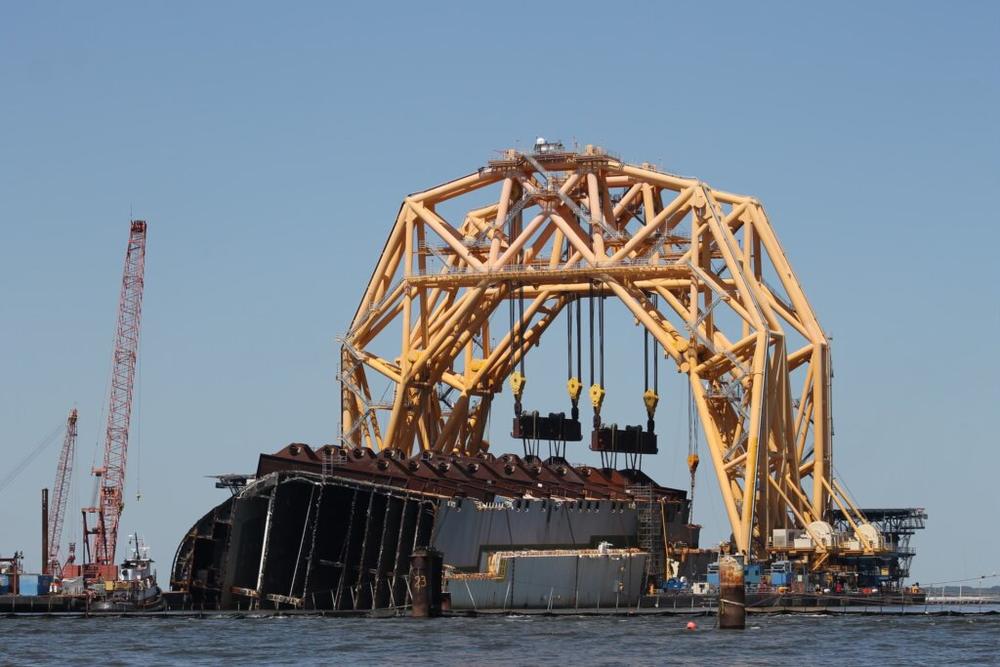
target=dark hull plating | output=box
[171,444,699,611]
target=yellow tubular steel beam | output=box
[604,279,685,363]
[608,188,694,262]
[690,371,743,539]
[832,479,870,529]
[353,216,405,327]
[767,477,826,551]
[819,476,873,551]
[406,200,487,273]
[495,213,549,268]
[613,184,644,225]
[411,170,504,204]
[550,213,599,265]
[739,335,770,554]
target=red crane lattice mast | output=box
[84,220,147,578]
[48,408,78,574]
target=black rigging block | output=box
[512,411,583,442]
[590,423,658,455]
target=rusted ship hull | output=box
[171,444,700,611]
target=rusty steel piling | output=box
[718,556,746,629]
[409,548,443,618]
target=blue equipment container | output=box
[769,560,792,587]
[18,574,39,595]
[17,574,52,596]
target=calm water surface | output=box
[2,612,999,665]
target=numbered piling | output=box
[409,547,443,618]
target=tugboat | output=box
[91,534,164,612]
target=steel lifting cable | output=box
[588,284,595,390]
[0,420,64,495]
[643,295,660,394]
[509,199,523,377]
[508,282,521,421]
[511,283,518,372]
[575,296,582,382]
[641,295,652,471]
[644,316,650,392]
[598,288,605,389]
[610,422,617,469]
[566,293,573,382]
[517,283,526,376]
[687,378,700,520]
[528,411,539,458]
[687,382,694,449]
[653,294,659,395]
[508,284,516,359]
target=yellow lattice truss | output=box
[340,143,875,559]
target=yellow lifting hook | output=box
[642,388,659,418]
[509,371,526,400]
[566,377,582,403]
[589,383,605,411]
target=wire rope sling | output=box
[588,285,659,469]
[508,282,583,461]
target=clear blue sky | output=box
[1,2,997,586]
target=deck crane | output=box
[82,220,147,581]
[47,408,78,574]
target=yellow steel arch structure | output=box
[340,143,872,559]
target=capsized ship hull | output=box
[170,444,700,611]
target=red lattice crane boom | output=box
[84,220,147,577]
[47,408,78,573]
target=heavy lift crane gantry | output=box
[340,142,880,566]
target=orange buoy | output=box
[686,621,697,631]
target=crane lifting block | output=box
[589,384,605,410]
[642,389,659,417]
[590,424,658,455]
[512,411,583,442]
[509,371,526,399]
[566,377,583,402]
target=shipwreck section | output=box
[171,443,702,611]
[448,548,648,610]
